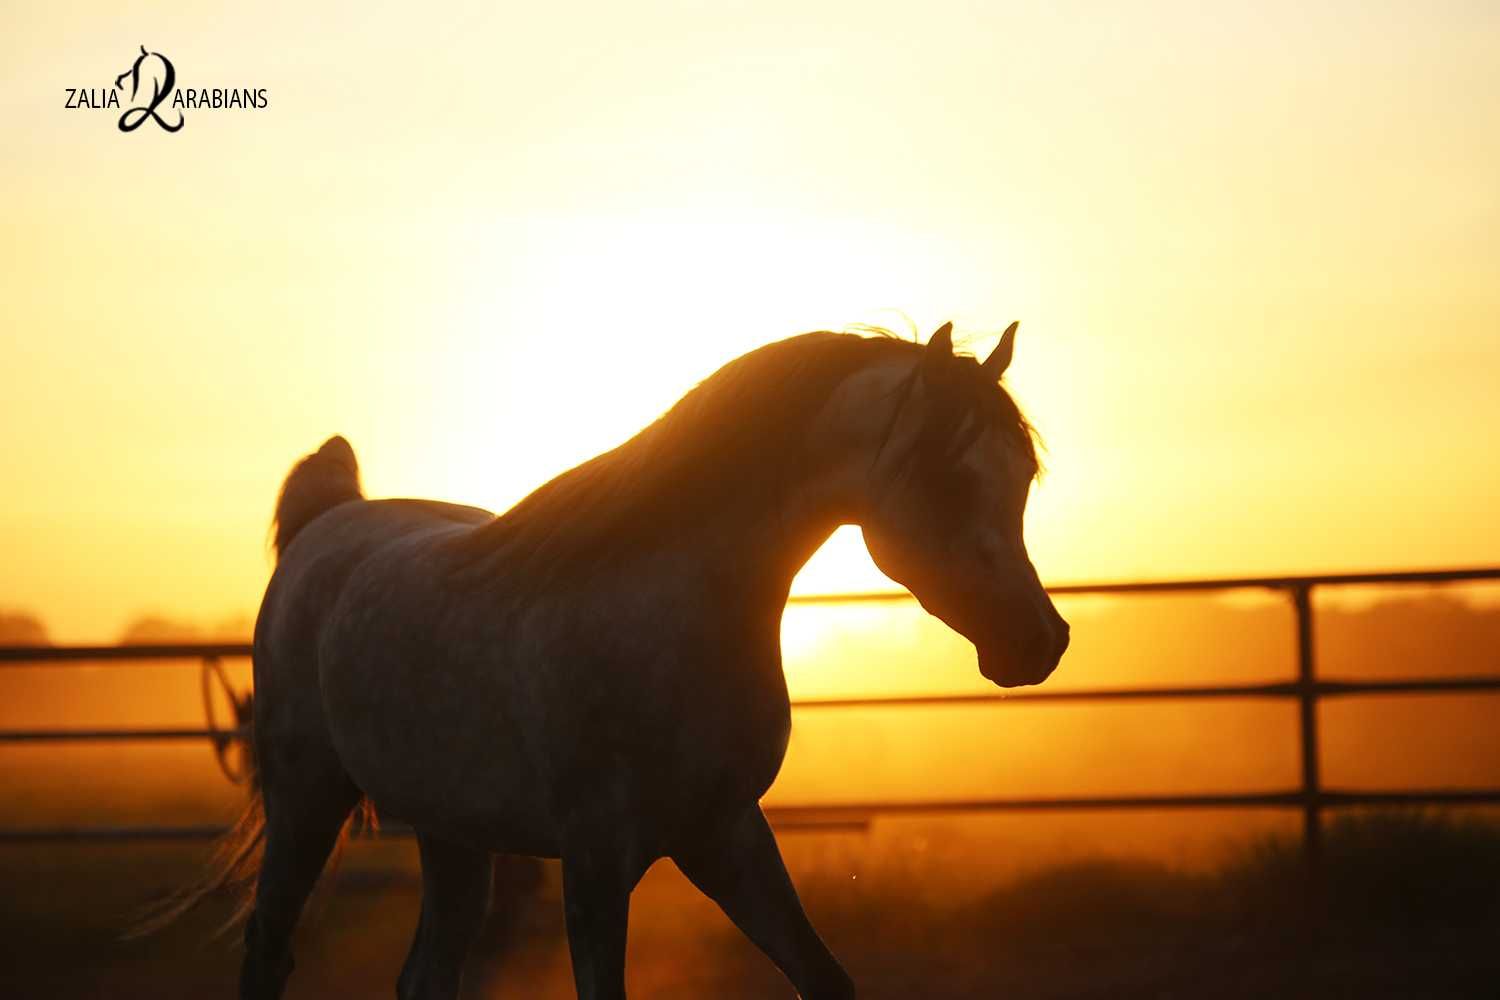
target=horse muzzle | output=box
[978,617,1069,688]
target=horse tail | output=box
[271,435,363,559]
[124,729,266,939]
[128,437,364,939]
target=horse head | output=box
[859,322,1069,687]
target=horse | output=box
[158,321,1069,999]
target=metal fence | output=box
[4,566,1500,863]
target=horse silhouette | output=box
[113,45,183,132]
[150,323,1068,998]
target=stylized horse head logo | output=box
[114,45,184,133]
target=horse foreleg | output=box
[560,840,642,1000]
[397,833,493,1000]
[673,806,854,1000]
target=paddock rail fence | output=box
[4,566,1500,868]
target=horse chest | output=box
[669,664,792,808]
[733,703,793,799]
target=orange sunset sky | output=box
[3,2,1498,642]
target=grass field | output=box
[4,810,1497,998]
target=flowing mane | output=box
[463,330,1038,580]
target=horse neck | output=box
[711,356,915,611]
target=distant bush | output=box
[117,614,253,644]
[0,610,49,645]
[1223,809,1500,929]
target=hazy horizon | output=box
[7,590,1498,827]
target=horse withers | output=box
[159,321,1068,999]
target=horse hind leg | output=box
[397,832,494,1000]
[240,757,361,999]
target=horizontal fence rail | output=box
[3,567,1500,856]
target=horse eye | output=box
[940,465,987,515]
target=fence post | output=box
[1291,584,1322,878]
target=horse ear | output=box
[923,322,954,382]
[980,321,1019,380]
[140,45,148,56]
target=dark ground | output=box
[2,811,1498,998]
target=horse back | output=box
[251,499,494,781]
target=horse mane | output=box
[463,329,1037,581]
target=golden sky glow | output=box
[3,2,1498,641]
